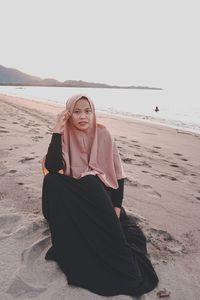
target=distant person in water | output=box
[154,106,159,112]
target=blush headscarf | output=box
[61,94,126,189]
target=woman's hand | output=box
[114,207,121,218]
[52,110,71,134]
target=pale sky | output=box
[0,0,199,93]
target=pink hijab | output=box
[61,94,126,189]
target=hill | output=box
[0,65,162,90]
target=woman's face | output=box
[71,98,94,131]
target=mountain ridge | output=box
[0,65,162,90]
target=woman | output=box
[42,94,159,297]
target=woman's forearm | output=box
[111,178,124,208]
[45,133,64,172]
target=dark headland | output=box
[0,65,162,90]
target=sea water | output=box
[0,85,199,134]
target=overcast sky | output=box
[0,0,199,93]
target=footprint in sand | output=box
[19,157,35,163]
[121,140,129,145]
[142,184,162,198]
[122,157,134,164]
[0,130,9,133]
[0,192,5,201]
[32,136,44,142]
[14,220,46,239]
[174,153,183,156]
[131,140,139,143]
[6,237,51,298]
[135,162,152,168]
[148,149,159,154]
[189,180,196,185]
[8,170,17,174]
[169,176,178,181]
[0,214,22,236]
[170,164,179,168]
[6,276,47,298]
[159,174,178,181]
[153,146,162,149]
[134,154,142,157]
[22,237,50,264]
[141,161,152,168]
[29,129,40,134]
[173,153,188,162]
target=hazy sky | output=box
[0,0,199,92]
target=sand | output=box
[0,93,200,300]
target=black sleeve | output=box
[111,178,124,208]
[44,133,64,172]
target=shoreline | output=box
[0,94,200,299]
[1,92,199,136]
[97,108,200,135]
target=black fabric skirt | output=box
[42,173,158,297]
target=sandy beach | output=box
[0,93,200,300]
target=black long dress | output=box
[42,133,159,296]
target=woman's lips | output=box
[79,122,88,125]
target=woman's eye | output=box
[73,109,92,114]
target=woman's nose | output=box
[79,112,87,118]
